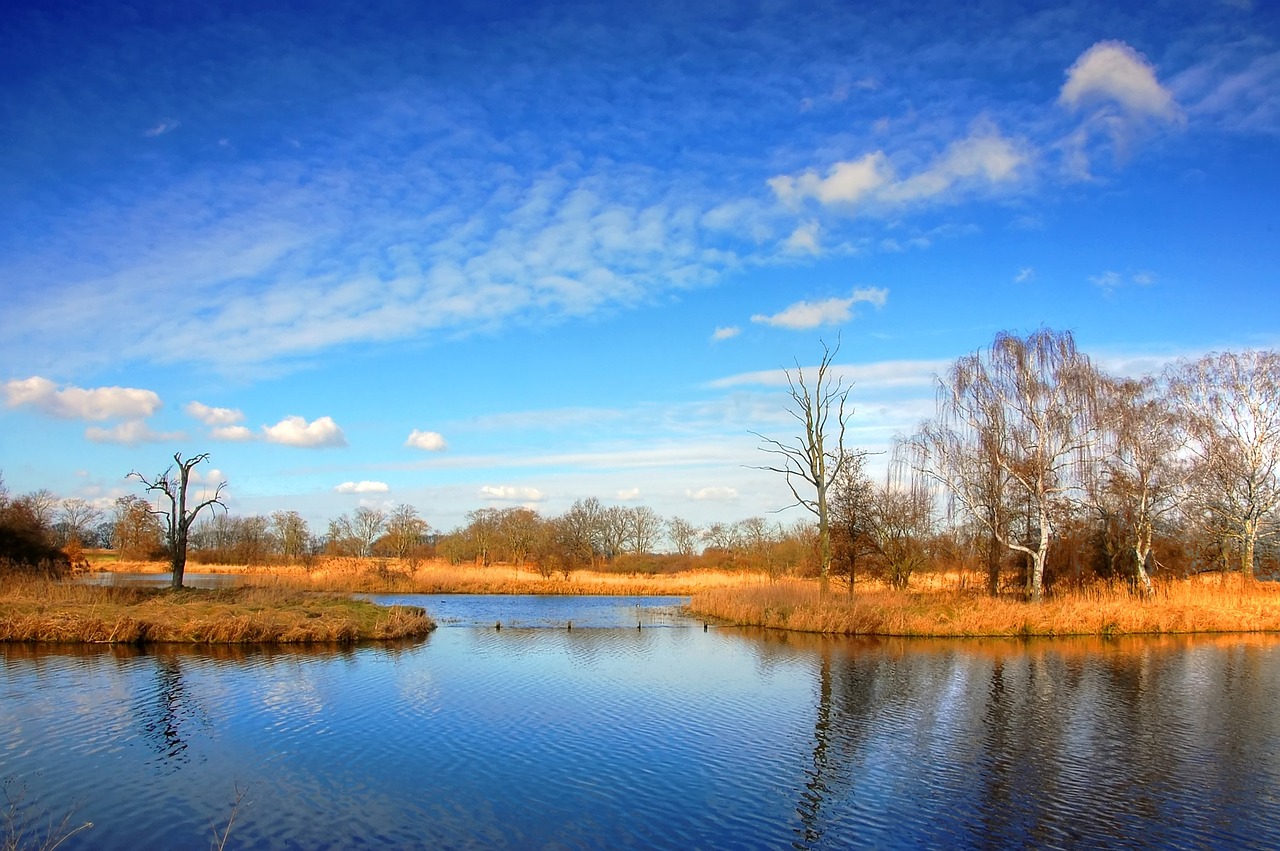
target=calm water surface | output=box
[3,594,1280,849]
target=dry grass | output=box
[90,555,750,596]
[0,577,434,644]
[689,573,1280,637]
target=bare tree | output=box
[128,452,227,588]
[1170,350,1280,578]
[666,516,700,557]
[351,506,387,558]
[385,504,428,559]
[752,339,857,592]
[271,510,310,562]
[624,506,663,555]
[830,450,878,595]
[496,507,541,566]
[911,330,1103,602]
[24,489,59,530]
[1088,376,1187,594]
[59,498,102,547]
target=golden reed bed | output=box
[688,574,1280,637]
[76,556,1280,637]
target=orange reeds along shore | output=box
[79,555,1280,637]
[99,555,748,596]
[688,574,1280,637]
[0,576,433,644]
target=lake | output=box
[3,592,1280,849]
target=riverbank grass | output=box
[0,579,434,644]
[689,575,1280,637]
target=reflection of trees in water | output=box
[781,634,1280,849]
[133,653,210,770]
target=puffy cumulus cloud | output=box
[480,485,546,502]
[1060,41,1181,122]
[262,415,347,448]
[185,401,244,426]
[405,429,447,451]
[768,128,1031,214]
[85,420,185,445]
[4,376,161,420]
[334,481,389,494]
[617,488,642,501]
[212,425,255,441]
[752,287,888,330]
[688,486,739,501]
[711,326,740,342]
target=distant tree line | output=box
[4,331,1277,598]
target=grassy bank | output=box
[689,575,1280,637]
[94,556,746,596]
[0,578,434,644]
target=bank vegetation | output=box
[0,577,433,644]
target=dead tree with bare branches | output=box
[752,340,865,592]
[129,452,227,589]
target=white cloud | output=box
[480,485,547,502]
[144,119,180,137]
[262,415,347,448]
[688,486,738,502]
[85,420,185,445]
[4,376,161,420]
[711,326,741,342]
[710,358,947,390]
[751,287,888,330]
[334,480,389,494]
[1090,270,1157,293]
[405,429,447,451]
[617,488,642,501]
[769,151,891,208]
[1060,41,1181,122]
[768,127,1031,213]
[784,221,821,254]
[211,425,255,441]
[185,401,244,426]
[878,131,1031,205]
[1015,267,1035,283]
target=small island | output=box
[0,578,433,644]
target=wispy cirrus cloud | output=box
[751,287,888,330]
[85,420,185,445]
[769,125,1033,215]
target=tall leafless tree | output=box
[129,452,226,589]
[911,329,1103,602]
[1169,350,1280,578]
[1088,376,1187,594]
[752,339,857,592]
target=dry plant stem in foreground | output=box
[688,576,1280,637]
[0,579,434,643]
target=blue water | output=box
[3,596,1280,849]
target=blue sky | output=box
[2,0,1278,535]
